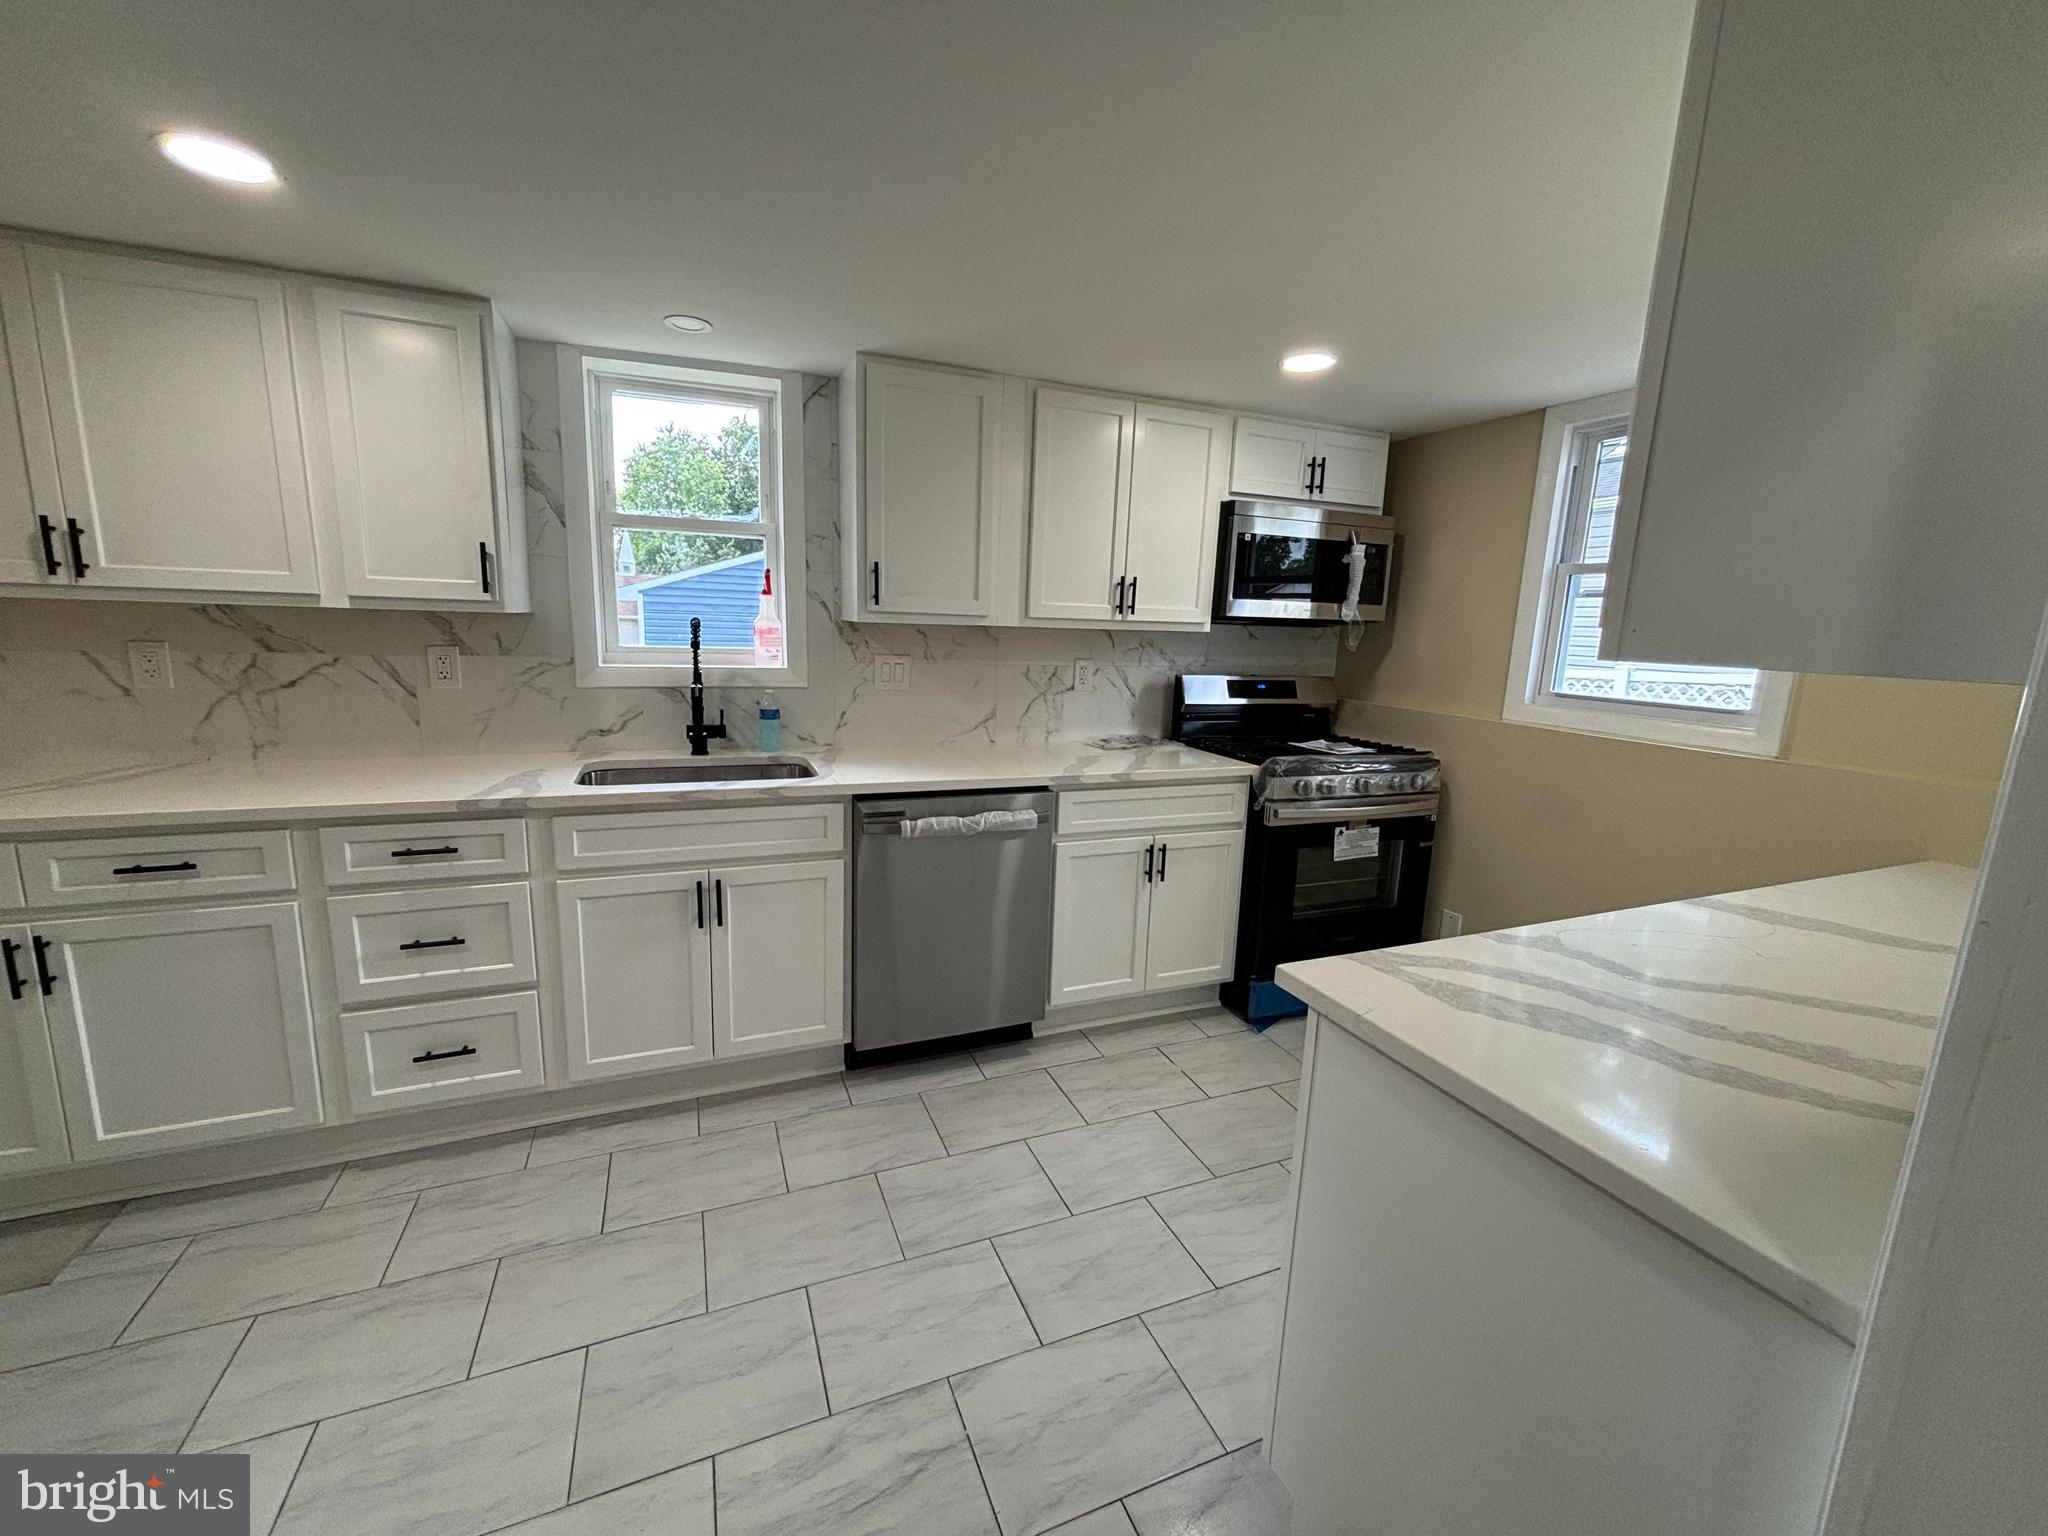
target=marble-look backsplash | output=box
[1,343,1332,779]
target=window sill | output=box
[1501,690,1790,757]
[575,656,807,690]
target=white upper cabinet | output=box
[0,240,64,588]
[1230,417,1388,509]
[1124,403,1230,626]
[848,357,1003,620]
[310,286,497,604]
[24,244,322,595]
[1603,0,2048,683]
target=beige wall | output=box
[1338,411,2022,934]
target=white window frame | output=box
[1504,391,1793,755]
[559,344,807,688]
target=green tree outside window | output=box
[617,417,761,574]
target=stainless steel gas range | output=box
[1172,674,1441,1024]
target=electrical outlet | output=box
[1438,909,1465,938]
[426,646,462,690]
[127,641,172,691]
[874,654,911,691]
[1073,658,1097,688]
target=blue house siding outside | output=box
[637,553,766,649]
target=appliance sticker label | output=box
[1333,823,1381,861]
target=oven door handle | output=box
[1261,795,1439,827]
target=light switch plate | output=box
[127,641,172,690]
[425,646,462,690]
[1438,909,1465,938]
[875,654,911,691]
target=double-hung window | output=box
[563,348,806,687]
[1505,392,1792,753]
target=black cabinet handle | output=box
[714,878,725,927]
[390,845,459,859]
[30,936,57,997]
[65,519,89,578]
[695,879,706,931]
[1157,841,1169,882]
[113,860,199,876]
[36,516,61,577]
[870,560,881,606]
[1127,576,1138,613]
[1112,576,1125,616]
[2,938,24,1002]
[479,541,494,595]
[398,935,466,952]
[411,1045,476,1065]
[1143,844,1154,882]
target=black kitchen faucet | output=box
[685,616,726,756]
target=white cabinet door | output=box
[25,245,321,595]
[0,240,65,588]
[1230,418,1317,500]
[1049,836,1153,1006]
[1312,427,1389,509]
[710,858,845,1057]
[38,902,321,1159]
[1142,830,1245,990]
[311,286,497,604]
[1124,403,1229,626]
[862,359,1001,617]
[1027,387,1133,622]
[0,925,70,1172]
[556,869,714,1081]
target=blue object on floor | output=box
[1244,979,1307,1027]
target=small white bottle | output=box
[752,567,786,669]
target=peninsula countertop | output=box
[1277,862,1975,1341]
[0,739,1254,835]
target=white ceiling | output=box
[0,0,1693,436]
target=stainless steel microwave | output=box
[1215,500,1395,623]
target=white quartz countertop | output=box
[1277,862,1975,1341]
[0,739,1253,834]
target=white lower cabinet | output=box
[339,991,543,1115]
[0,925,70,1171]
[709,858,846,1059]
[1050,830,1243,1007]
[35,901,322,1159]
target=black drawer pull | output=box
[398,935,467,952]
[113,860,200,876]
[31,935,57,996]
[390,845,459,859]
[411,1045,477,1065]
[2,938,24,1002]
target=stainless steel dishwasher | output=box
[851,788,1055,1063]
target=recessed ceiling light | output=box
[1282,350,1337,374]
[663,313,713,333]
[154,131,279,186]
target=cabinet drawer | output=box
[20,830,296,908]
[320,819,529,886]
[326,882,537,1004]
[553,801,845,871]
[339,991,544,1115]
[1057,782,1248,836]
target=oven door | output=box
[1238,799,1435,978]
[1218,504,1394,622]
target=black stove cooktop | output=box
[1184,734,1434,768]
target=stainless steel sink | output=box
[575,756,819,787]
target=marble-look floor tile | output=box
[995,1202,1210,1342]
[185,1263,495,1450]
[1160,1090,1296,1176]
[1148,1165,1291,1285]
[0,1269,166,1370]
[697,1073,849,1134]
[879,1142,1071,1258]
[954,1317,1222,1536]
[1082,1015,1208,1057]
[93,1167,341,1250]
[1051,1051,1206,1124]
[1185,1008,1258,1039]
[1123,1444,1291,1536]
[1272,1081,1298,1108]
[326,1132,533,1206]
[506,1462,713,1536]
[214,1424,315,1536]
[0,1203,117,1292]
[776,1098,948,1189]
[1046,1507,1138,1536]
[0,1319,249,1452]
[810,1241,1038,1410]
[716,1379,998,1536]
[52,1235,190,1284]
[604,1122,785,1230]
[274,1351,581,1536]
[844,1051,984,1103]
[923,1070,1085,1153]
[1029,1114,1211,1214]
[472,1215,705,1374]
[384,1157,606,1282]
[1262,1017,1308,1059]
[572,1289,826,1499]
[1142,1272,1281,1451]
[1161,1036,1300,1097]
[527,1099,697,1166]
[703,1176,902,1309]
[123,1197,415,1341]
[974,1031,1102,1079]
